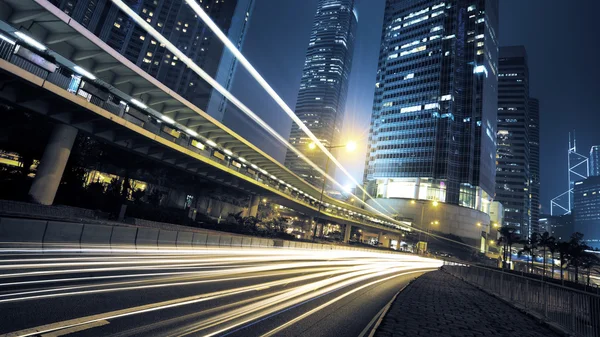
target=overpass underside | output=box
[0,0,407,236]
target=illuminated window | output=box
[113,22,121,28]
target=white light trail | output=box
[2,248,441,337]
[182,0,400,219]
[108,0,409,232]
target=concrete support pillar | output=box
[378,232,383,246]
[248,195,260,217]
[343,224,352,243]
[414,178,421,199]
[28,124,78,205]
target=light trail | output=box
[103,0,488,254]
[0,247,441,337]
[107,0,413,233]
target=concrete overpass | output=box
[0,0,411,239]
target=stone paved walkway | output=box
[375,270,562,337]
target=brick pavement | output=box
[375,270,562,337]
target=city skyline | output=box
[0,1,598,334]
[225,0,600,215]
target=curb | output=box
[365,275,421,337]
[440,268,574,337]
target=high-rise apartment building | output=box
[590,145,600,177]
[364,0,499,210]
[48,0,241,114]
[496,46,531,238]
[285,0,358,187]
[529,98,540,233]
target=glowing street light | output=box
[345,140,357,152]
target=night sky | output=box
[223,0,600,214]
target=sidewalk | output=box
[375,270,563,337]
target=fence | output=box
[443,264,600,337]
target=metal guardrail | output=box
[443,263,600,337]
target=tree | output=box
[538,232,556,278]
[557,241,570,281]
[518,243,534,274]
[566,232,590,283]
[498,227,517,269]
[581,252,600,286]
[547,240,558,279]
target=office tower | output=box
[590,146,600,177]
[285,0,358,187]
[496,46,532,238]
[529,98,540,233]
[364,0,499,210]
[573,177,600,249]
[539,214,574,242]
[47,0,239,112]
[206,0,255,121]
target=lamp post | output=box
[412,200,439,254]
[309,141,356,242]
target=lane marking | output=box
[40,320,109,337]
[358,277,414,337]
[259,269,434,337]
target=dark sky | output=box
[224,0,600,214]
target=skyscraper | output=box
[590,145,600,177]
[285,0,358,187]
[573,176,600,249]
[206,0,255,121]
[496,46,531,238]
[47,0,240,113]
[529,98,540,233]
[364,0,499,210]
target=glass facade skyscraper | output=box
[590,145,600,177]
[364,0,499,211]
[47,0,240,113]
[206,0,255,121]
[573,176,600,249]
[496,46,532,237]
[285,0,358,188]
[529,98,540,233]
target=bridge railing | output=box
[0,34,399,231]
[443,263,600,337]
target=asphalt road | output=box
[0,247,441,337]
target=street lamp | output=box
[413,200,439,253]
[308,141,356,242]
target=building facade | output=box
[284,0,358,187]
[48,0,241,113]
[495,46,531,238]
[364,0,499,211]
[206,0,255,121]
[529,98,540,233]
[590,145,600,177]
[573,177,600,249]
[539,214,573,242]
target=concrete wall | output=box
[0,217,399,255]
[367,198,490,246]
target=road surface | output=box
[0,247,441,336]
